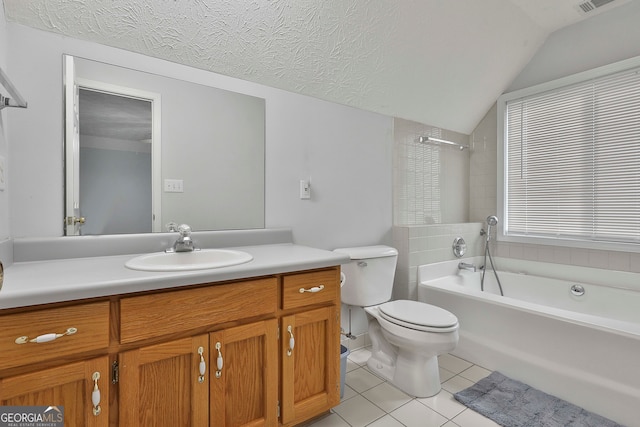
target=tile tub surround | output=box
[392,222,640,306]
[308,349,498,427]
[493,240,640,274]
[0,239,12,267]
[392,223,484,301]
[393,118,470,228]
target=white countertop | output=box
[1,243,350,310]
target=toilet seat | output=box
[378,300,458,333]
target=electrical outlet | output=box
[164,179,184,193]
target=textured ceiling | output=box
[1,0,627,134]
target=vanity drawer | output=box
[282,268,340,310]
[0,301,110,371]
[120,277,278,344]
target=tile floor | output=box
[307,348,499,427]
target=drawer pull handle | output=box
[299,284,324,294]
[197,347,206,383]
[287,325,295,357]
[91,372,101,416]
[215,342,223,378]
[15,327,78,345]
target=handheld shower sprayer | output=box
[481,215,504,296]
[486,215,498,242]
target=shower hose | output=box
[481,240,504,296]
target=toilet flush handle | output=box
[357,261,368,267]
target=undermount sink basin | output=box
[125,249,253,272]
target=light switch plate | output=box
[299,179,310,199]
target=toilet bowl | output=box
[334,245,459,397]
[365,300,458,397]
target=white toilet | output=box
[335,245,459,397]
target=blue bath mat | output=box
[454,371,624,427]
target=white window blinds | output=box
[505,67,640,245]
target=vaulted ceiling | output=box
[2,0,631,134]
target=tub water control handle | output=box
[452,237,467,258]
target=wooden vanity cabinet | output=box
[118,278,279,427]
[0,301,112,427]
[118,320,280,427]
[280,269,341,427]
[118,334,210,426]
[210,319,279,426]
[0,266,341,427]
[0,356,111,427]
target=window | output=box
[498,59,640,249]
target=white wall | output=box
[508,0,640,91]
[469,104,498,223]
[0,6,9,241]
[264,91,394,249]
[6,22,393,249]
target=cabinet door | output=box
[119,335,209,427]
[281,306,340,426]
[210,319,278,427]
[0,356,110,427]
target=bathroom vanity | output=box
[0,236,347,427]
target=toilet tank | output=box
[333,245,398,307]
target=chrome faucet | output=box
[167,224,197,253]
[458,262,476,272]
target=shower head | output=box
[484,216,499,243]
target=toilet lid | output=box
[378,300,458,332]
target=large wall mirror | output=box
[63,55,265,236]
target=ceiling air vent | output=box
[576,0,623,15]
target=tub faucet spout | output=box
[458,262,476,272]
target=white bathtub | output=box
[417,257,640,427]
